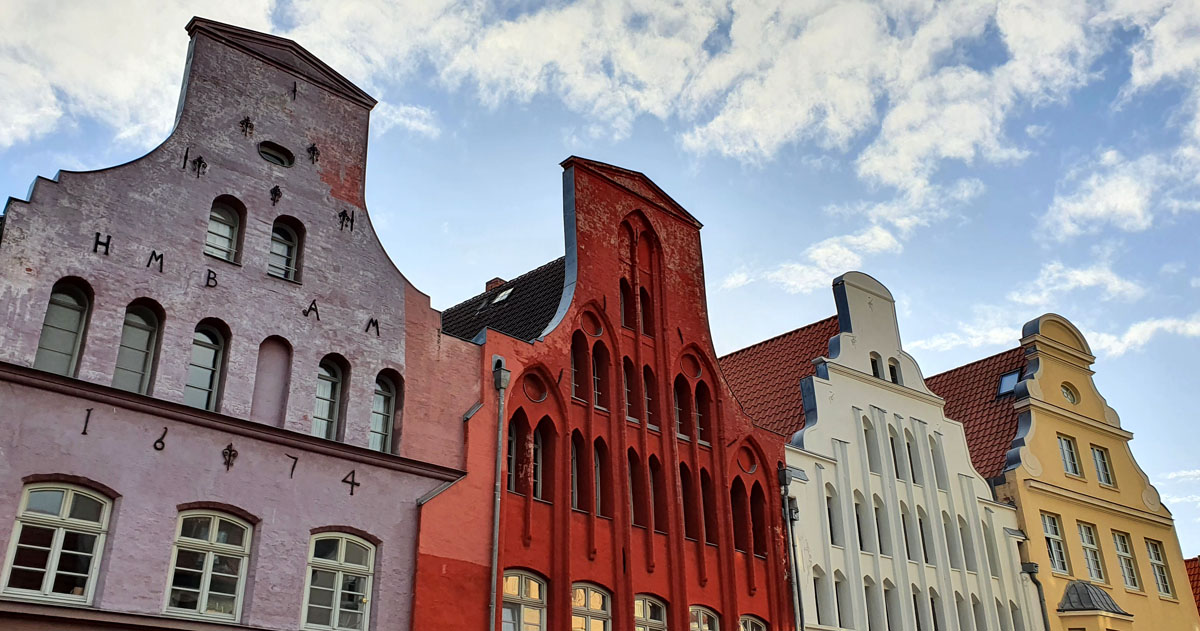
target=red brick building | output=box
[413,158,795,630]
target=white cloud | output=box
[765,225,902,294]
[1008,260,1145,306]
[1161,261,1185,274]
[1086,313,1200,357]
[909,304,1025,352]
[720,269,753,290]
[372,102,441,138]
[1039,149,1172,241]
[1191,277,1200,288]
[1163,469,1200,482]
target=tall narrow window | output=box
[166,511,251,621]
[874,497,891,556]
[673,376,692,439]
[268,220,301,281]
[312,358,345,440]
[502,571,545,631]
[890,433,903,480]
[113,303,160,394]
[1112,532,1139,589]
[643,368,658,429]
[369,376,397,453]
[303,533,375,630]
[984,522,1001,578]
[905,433,922,484]
[826,485,843,547]
[918,510,932,563]
[695,382,712,443]
[1077,522,1105,581]
[863,418,882,473]
[958,517,976,572]
[592,343,611,410]
[650,457,668,533]
[623,359,638,421]
[680,464,700,540]
[33,281,90,376]
[3,484,109,604]
[1058,435,1081,476]
[635,594,667,631]
[751,483,768,556]
[620,279,636,328]
[689,607,719,631]
[571,584,610,631]
[571,431,587,510]
[184,325,225,412]
[628,450,647,527]
[901,505,914,560]
[532,428,545,500]
[639,287,654,336]
[888,358,901,384]
[571,333,589,400]
[701,469,718,545]
[1092,446,1115,486]
[943,512,962,569]
[1042,513,1068,573]
[594,440,612,517]
[205,200,241,262]
[1146,539,1174,596]
[870,352,883,378]
[731,479,750,551]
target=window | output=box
[1113,531,1140,589]
[701,469,718,546]
[674,376,692,439]
[369,376,397,453]
[643,368,659,430]
[690,606,719,630]
[930,436,949,491]
[1092,446,1115,486]
[1077,522,1105,582]
[257,141,295,166]
[313,358,345,440]
[1042,513,1068,573]
[620,279,636,328]
[917,510,932,563]
[943,512,962,569]
[998,370,1019,395]
[739,616,767,631]
[1060,382,1078,404]
[33,281,90,376]
[623,359,638,421]
[3,484,109,603]
[502,571,545,631]
[268,220,301,280]
[571,432,586,510]
[888,358,901,385]
[650,457,668,533]
[492,288,514,303]
[303,533,375,630]
[594,440,612,517]
[205,201,240,262]
[571,333,589,400]
[1146,539,1173,596]
[639,287,654,336]
[592,343,611,410]
[890,434,904,480]
[113,303,160,394]
[905,434,922,484]
[863,418,882,473]
[635,594,667,631]
[695,382,712,443]
[166,511,250,621]
[1057,435,1081,476]
[870,352,883,378]
[571,584,610,631]
[532,428,545,500]
[184,325,225,411]
[825,485,843,547]
[959,517,977,572]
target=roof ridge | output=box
[719,315,838,361]
[442,256,565,315]
[925,345,1023,382]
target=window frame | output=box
[113,304,160,394]
[1057,435,1082,477]
[301,532,376,631]
[204,203,241,263]
[690,605,720,631]
[1041,513,1069,574]
[571,582,611,631]
[33,283,91,377]
[634,594,667,631]
[739,615,767,631]
[268,222,300,281]
[1077,522,1105,582]
[1146,539,1174,597]
[1112,531,1141,590]
[369,376,397,453]
[1091,445,1115,487]
[184,325,225,412]
[501,570,545,631]
[1,483,110,605]
[313,359,344,440]
[163,510,252,622]
[997,370,1019,395]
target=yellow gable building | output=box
[928,314,1200,631]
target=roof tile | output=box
[1186,556,1200,617]
[926,347,1026,479]
[441,257,565,343]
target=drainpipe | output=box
[778,464,806,630]
[1021,562,1051,631]
[487,358,511,631]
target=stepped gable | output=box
[926,346,1027,479]
[718,316,840,437]
[441,257,566,343]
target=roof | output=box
[1056,580,1132,615]
[441,257,565,343]
[718,316,840,436]
[1187,557,1200,617]
[926,347,1027,479]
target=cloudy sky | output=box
[5,0,1200,555]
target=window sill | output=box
[1122,587,1147,597]
[267,272,303,286]
[163,608,241,625]
[1050,570,1072,579]
[203,252,242,267]
[533,497,553,506]
[1098,482,1120,492]
[570,396,588,407]
[594,406,610,415]
[677,434,691,442]
[1063,472,1087,482]
[0,591,92,608]
[626,417,641,425]
[698,440,711,449]
[647,425,661,434]
[1157,594,1180,603]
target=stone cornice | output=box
[1015,398,1133,440]
[1024,479,1173,528]
[824,361,946,408]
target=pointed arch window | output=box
[571,333,589,401]
[3,484,110,604]
[620,279,636,329]
[639,287,654,336]
[594,440,612,517]
[680,464,700,540]
[302,533,374,630]
[33,280,91,377]
[592,342,611,410]
[571,431,588,510]
[701,469,719,545]
[184,324,226,412]
[750,483,768,556]
[113,302,161,394]
[649,456,668,533]
[628,449,648,527]
[673,376,692,439]
[730,479,749,552]
[695,381,712,443]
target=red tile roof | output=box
[925,347,1027,479]
[1186,556,1200,617]
[718,316,840,437]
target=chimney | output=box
[486,277,506,292]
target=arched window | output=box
[739,615,767,631]
[813,566,835,626]
[929,589,947,631]
[204,199,242,262]
[694,381,712,443]
[905,431,923,485]
[689,606,719,631]
[835,572,852,627]
[302,533,375,630]
[972,596,987,631]
[1010,601,1026,631]
[673,376,692,439]
[313,356,348,440]
[3,484,110,603]
[900,503,915,560]
[267,217,303,281]
[250,336,292,427]
[649,456,668,533]
[885,583,903,631]
[862,417,882,473]
[959,516,977,572]
[166,511,251,620]
[635,594,667,631]
[532,427,545,500]
[571,431,588,510]
[888,358,902,385]
[639,287,654,336]
[943,512,962,569]
[33,280,91,376]
[369,374,399,453]
[623,358,640,421]
[825,484,844,547]
[507,413,530,494]
[955,593,970,631]
[869,352,883,379]
[854,494,873,553]
[874,495,891,556]
[889,429,904,480]
[113,301,161,394]
[592,342,611,410]
[730,478,749,552]
[750,482,767,556]
[620,279,636,329]
[680,463,700,540]
[930,436,949,491]
[643,367,659,429]
[571,333,589,401]
[628,449,648,527]
[594,440,612,517]
[917,508,932,563]
[865,579,885,631]
[184,323,226,412]
[502,570,545,631]
[571,583,610,631]
[997,598,1013,631]
[701,468,718,545]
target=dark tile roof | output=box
[441,257,565,343]
[1056,580,1131,615]
[718,316,840,437]
[926,347,1027,480]
[1187,557,1200,617]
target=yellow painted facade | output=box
[998,314,1199,631]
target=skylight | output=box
[997,370,1020,395]
[492,288,514,304]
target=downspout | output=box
[487,358,511,631]
[1021,562,1051,631]
[778,464,805,630]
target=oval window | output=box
[257,142,295,167]
[1061,383,1078,405]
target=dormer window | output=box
[997,370,1020,395]
[257,142,294,167]
[492,288,513,303]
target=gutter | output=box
[778,464,806,630]
[1021,562,1052,631]
[487,357,511,631]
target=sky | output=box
[3,0,1200,556]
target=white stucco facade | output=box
[785,272,1045,631]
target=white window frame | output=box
[33,284,90,377]
[502,570,545,631]
[369,376,396,453]
[163,510,252,622]
[204,203,240,262]
[739,615,767,631]
[592,355,604,409]
[113,304,159,394]
[2,484,109,605]
[1146,539,1173,597]
[571,583,611,631]
[1091,446,1115,486]
[268,223,299,280]
[1057,435,1081,477]
[313,359,343,440]
[1042,513,1069,574]
[1077,522,1105,582]
[184,326,224,411]
[532,429,544,500]
[1112,531,1140,590]
[690,605,720,630]
[301,533,375,630]
[634,594,667,631]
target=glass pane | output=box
[525,578,541,601]
[309,586,335,607]
[6,567,45,591]
[209,574,238,596]
[342,573,364,595]
[216,519,245,547]
[181,516,212,541]
[589,590,606,611]
[172,568,203,590]
[572,615,586,631]
[503,575,520,597]
[17,525,55,548]
[191,343,218,369]
[339,610,364,630]
[206,593,236,615]
[51,572,88,596]
[314,538,339,561]
[32,347,72,375]
[307,605,332,626]
[13,546,50,570]
[523,607,542,625]
[27,490,65,516]
[175,549,206,571]
[55,551,93,574]
[61,531,97,553]
[183,384,213,410]
[170,588,200,610]
[311,568,336,589]
[344,542,369,567]
[212,554,242,576]
[590,619,606,631]
[572,587,586,607]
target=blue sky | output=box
[5,1,1200,556]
